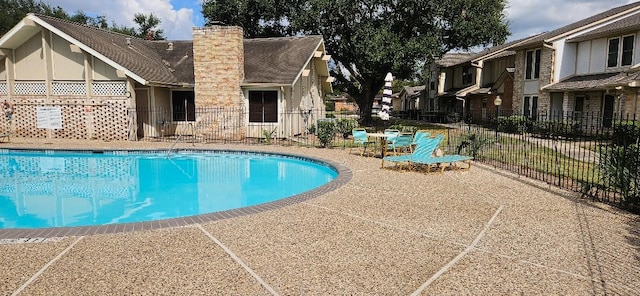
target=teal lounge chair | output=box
[383,134,444,169]
[386,132,413,155]
[351,128,375,156]
[411,154,473,173]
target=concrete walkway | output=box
[1,139,639,295]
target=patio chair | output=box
[386,132,413,155]
[351,128,375,156]
[383,129,399,141]
[411,130,430,150]
[406,134,473,172]
[411,153,473,173]
[382,134,444,169]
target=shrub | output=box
[335,118,358,139]
[325,100,335,112]
[308,123,316,134]
[316,120,336,147]
[613,120,640,146]
[389,123,418,133]
[261,127,277,144]
[530,120,582,139]
[456,133,492,159]
[493,115,529,134]
[599,143,640,209]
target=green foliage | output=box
[389,123,418,134]
[335,118,358,139]
[0,1,164,39]
[457,133,492,159]
[612,120,640,146]
[308,123,316,134]
[599,144,640,209]
[201,0,510,125]
[316,120,336,148]
[493,115,529,134]
[261,127,277,144]
[325,100,335,112]
[132,13,165,40]
[530,120,582,139]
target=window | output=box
[172,91,195,121]
[608,35,635,67]
[525,49,541,80]
[523,95,538,119]
[462,67,473,84]
[430,81,436,90]
[574,95,585,112]
[249,90,278,123]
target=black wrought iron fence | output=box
[134,106,639,212]
[448,111,639,213]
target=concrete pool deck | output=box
[1,138,639,295]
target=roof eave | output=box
[27,14,149,86]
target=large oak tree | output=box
[202,0,509,124]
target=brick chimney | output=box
[192,26,245,108]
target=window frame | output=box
[523,95,538,119]
[248,90,279,123]
[607,34,635,68]
[462,66,473,85]
[171,90,196,122]
[525,49,541,80]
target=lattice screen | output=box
[0,82,7,95]
[92,82,127,96]
[52,82,87,95]
[12,98,130,141]
[14,82,47,95]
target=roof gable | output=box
[243,36,323,85]
[31,14,185,86]
[568,12,640,43]
[513,2,640,50]
[1,14,329,89]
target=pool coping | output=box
[0,148,353,240]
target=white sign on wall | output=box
[36,107,63,129]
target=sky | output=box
[44,0,638,41]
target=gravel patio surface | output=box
[1,138,639,295]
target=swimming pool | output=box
[0,149,343,231]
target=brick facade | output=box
[512,51,525,113]
[191,26,246,140]
[192,26,245,108]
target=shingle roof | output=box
[543,72,636,91]
[512,2,640,50]
[243,36,322,84]
[37,14,184,86]
[32,14,323,87]
[436,53,476,67]
[436,34,544,68]
[568,12,640,43]
[401,85,426,98]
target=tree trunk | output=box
[355,79,385,126]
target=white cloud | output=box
[45,0,640,42]
[47,0,196,40]
[505,0,636,41]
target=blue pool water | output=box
[0,150,337,229]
